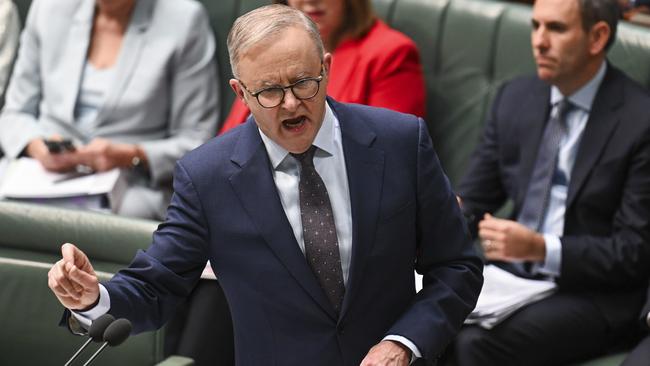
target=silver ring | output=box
[484,240,492,250]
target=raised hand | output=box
[48,243,100,311]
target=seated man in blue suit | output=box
[47,5,483,366]
[452,0,650,365]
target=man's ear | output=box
[229,79,248,106]
[323,53,332,77]
[589,21,611,56]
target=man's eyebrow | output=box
[545,21,568,31]
[255,71,314,88]
[258,80,281,88]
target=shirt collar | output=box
[259,101,338,170]
[551,61,607,112]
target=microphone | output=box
[64,314,116,366]
[81,318,132,366]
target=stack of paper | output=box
[0,157,126,213]
[465,264,557,329]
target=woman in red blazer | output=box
[219,0,426,134]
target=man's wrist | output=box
[532,232,546,261]
[71,294,100,312]
[382,335,421,364]
[388,339,411,358]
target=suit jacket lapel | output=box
[229,119,338,320]
[516,82,551,210]
[95,0,153,126]
[328,100,385,322]
[566,67,622,208]
[61,0,95,123]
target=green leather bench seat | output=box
[0,201,193,365]
[0,257,166,365]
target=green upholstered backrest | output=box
[0,202,163,365]
[0,201,158,265]
[0,259,165,365]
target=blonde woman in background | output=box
[0,0,20,107]
[0,0,219,219]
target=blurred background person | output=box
[218,0,425,133]
[0,0,219,220]
[0,0,20,108]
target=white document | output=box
[0,157,126,212]
[465,264,557,329]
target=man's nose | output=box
[281,88,301,111]
[531,27,549,50]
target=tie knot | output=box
[556,98,572,119]
[291,145,317,167]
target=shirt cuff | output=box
[536,234,562,277]
[383,335,421,364]
[71,284,111,329]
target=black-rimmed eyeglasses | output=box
[237,65,324,108]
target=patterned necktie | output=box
[292,146,345,313]
[518,99,573,231]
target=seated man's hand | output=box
[478,214,546,262]
[26,138,79,173]
[360,340,410,366]
[48,243,100,311]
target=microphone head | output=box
[88,314,116,342]
[102,318,132,347]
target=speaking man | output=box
[48,5,483,366]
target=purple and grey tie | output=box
[292,146,345,313]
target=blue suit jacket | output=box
[103,99,483,365]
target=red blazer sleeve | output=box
[219,98,250,135]
[328,20,426,118]
[366,39,426,118]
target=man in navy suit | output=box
[452,0,650,365]
[47,5,483,365]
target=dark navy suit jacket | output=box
[103,99,483,365]
[458,65,650,333]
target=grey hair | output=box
[227,4,325,79]
[578,0,620,51]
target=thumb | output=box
[61,243,90,270]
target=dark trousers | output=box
[621,335,650,366]
[165,279,235,366]
[449,293,634,366]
